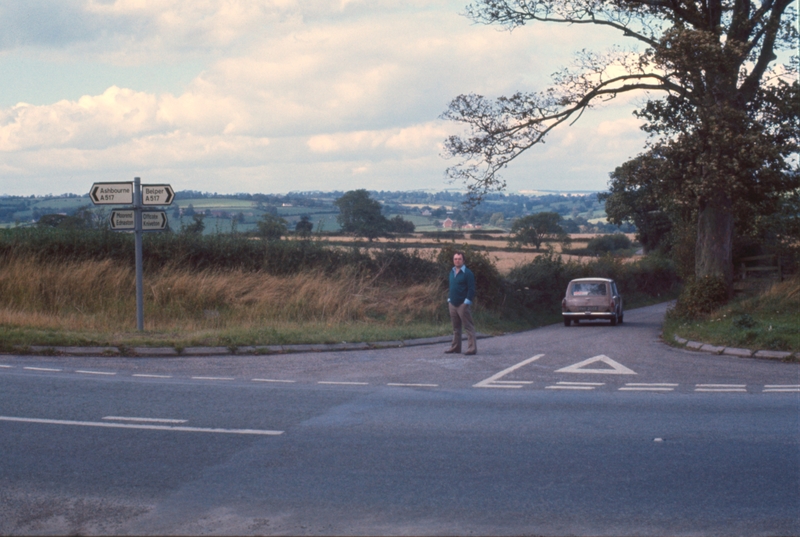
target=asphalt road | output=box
[1,302,798,535]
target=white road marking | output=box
[387,383,439,387]
[555,355,637,375]
[490,380,534,385]
[24,367,62,372]
[619,387,675,391]
[76,370,116,376]
[763,388,800,392]
[0,416,283,435]
[102,416,187,424]
[252,378,297,383]
[619,383,678,392]
[132,374,172,378]
[546,381,604,390]
[0,365,12,368]
[318,381,369,385]
[474,354,544,389]
[695,384,747,392]
[191,376,235,381]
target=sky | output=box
[0,0,654,197]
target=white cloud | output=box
[307,122,447,155]
[0,0,661,195]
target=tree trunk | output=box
[695,193,735,294]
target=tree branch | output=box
[443,73,692,201]
[739,0,793,100]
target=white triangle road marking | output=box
[555,355,637,375]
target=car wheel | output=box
[564,318,571,326]
[619,313,624,324]
[610,315,617,326]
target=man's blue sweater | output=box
[449,266,476,306]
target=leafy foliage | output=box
[585,234,633,256]
[335,190,388,240]
[295,215,314,238]
[508,212,566,250]
[181,214,206,235]
[507,252,679,313]
[442,0,798,292]
[257,213,288,241]
[668,275,730,319]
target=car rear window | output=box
[570,283,607,296]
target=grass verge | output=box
[0,254,541,351]
[663,276,800,356]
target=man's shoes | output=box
[444,348,460,354]
[464,350,477,355]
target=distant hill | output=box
[0,189,631,234]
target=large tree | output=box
[442,0,798,290]
[335,189,389,240]
[509,212,567,250]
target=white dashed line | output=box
[0,365,12,368]
[191,376,235,381]
[252,379,297,383]
[387,383,439,387]
[0,416,283,435]
[318,381,369,385]
[695,384,747,392]
[763,385,800,393]
[76,370,116,376]
[619,383,678,392]
[490,380,534,385]
[24,367,62,372]
[546,381,605,390]
[102,416,187,424]
[132,374,172,378]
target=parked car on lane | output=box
[562,278,623,326]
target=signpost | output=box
[142,184,174,206]
[142,210,168,230]
[110,209,135,230]
[91,177,173,331]
[90,182,133,205]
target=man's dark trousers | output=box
[448,302,476,354]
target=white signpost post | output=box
[91,177,174,331]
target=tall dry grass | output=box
[0,254,444,332]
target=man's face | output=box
[453,254,464,268]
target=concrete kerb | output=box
[671,334,799,362]
[9,334,490,357]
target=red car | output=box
[562,278,623,326]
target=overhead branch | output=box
[442,73,691,201]
[739,0,794,100]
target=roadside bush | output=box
[0,227,438,285]
[668,275,729,319]
[507,253,679,314]
[586,234,632,255]
[732,313,758,329]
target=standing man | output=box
[446,251,477,355]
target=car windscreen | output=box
[570,283,607,296]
